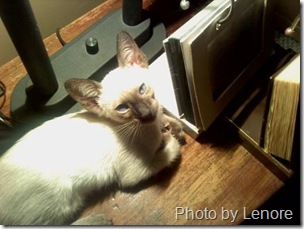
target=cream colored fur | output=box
[0,31,183,225]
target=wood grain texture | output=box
[77,123,283,225]
[0,0,284,225]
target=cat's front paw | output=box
[159,129,181,164]
[72,214,113,225]
[161,114,186,145]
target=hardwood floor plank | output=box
[78,130,283,225]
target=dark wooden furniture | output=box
[0,0,292,225]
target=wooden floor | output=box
[0,0,285,225]
[79,121,283,225]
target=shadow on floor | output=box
[241,172,301,225]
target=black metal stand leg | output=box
[0,0,58,97]
[1,1,166,126]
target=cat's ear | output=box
[117,31,148,68]
[65,78,102,113]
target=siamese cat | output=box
[0,31,184,225]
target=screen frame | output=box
[181,0,274,132]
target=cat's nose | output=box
[134,102,156,123]
[140,112,155,123]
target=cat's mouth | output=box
[134,112,157,124]
[140,115,156,124]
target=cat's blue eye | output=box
[139,83,146,94]
[116,104,129,112]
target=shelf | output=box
[225,43,298,181]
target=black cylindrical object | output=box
[0,0,58,97]
[122,0,143,26]
[85,37,99,55]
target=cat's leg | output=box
[72,214,112,225]
[161,113,186,145]
[148,129,181,173]
[116,129,181,188]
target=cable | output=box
[0,80,14,128]
[0,80,6,109]
[56,28,67,46]
[0,81,30,130]
[0,80,20,128]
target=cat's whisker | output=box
[114,121,138,143]
[130,122,142,145]
[131,122,142,145]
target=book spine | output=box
[260,48,296,147]
[163,38,195,125]
[263,54,300,162]
[259,74,275,148]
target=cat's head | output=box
[65,31,160,124]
